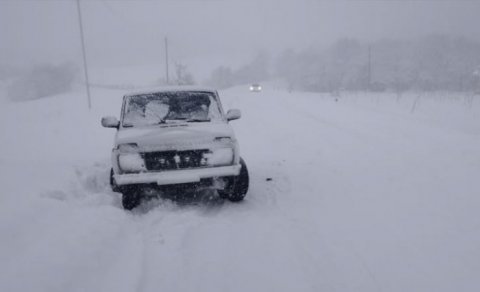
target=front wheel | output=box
[122,189,142,210]
[218,158,249,202]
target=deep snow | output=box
[1,81,480,292]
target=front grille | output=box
[143,149,209,171]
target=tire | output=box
[219,158,249,202]
[122,189,142,210]
[122,193,141,210]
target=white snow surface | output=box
[1,83,480,292]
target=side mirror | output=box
[101,116,120,128]
[226,109,241,121]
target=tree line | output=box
[208,35,480,93]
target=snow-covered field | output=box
[1,81,480,291]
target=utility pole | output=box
[76,0,92,109]
[367,44,372,91]
[165,37,169,85]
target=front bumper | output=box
[114,164,241,186]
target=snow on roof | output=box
[125,86,218,97]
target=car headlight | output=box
[203,148,234,166]
[117,143,146,173]
[118,153,146,173]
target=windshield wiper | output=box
[156,118,187,124]
[187,118,211,122]
[168,118,188,121]
[155,117,210,124]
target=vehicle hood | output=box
[115,122,235,151]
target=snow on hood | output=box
[115,122,235,151]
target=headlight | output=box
[203,148,234,166]
[117,143,145,172]
[118,153,146,173]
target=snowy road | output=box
[1,85,480,292]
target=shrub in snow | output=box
[7,63,77,101]
[174,62,195,86]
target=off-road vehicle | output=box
[101,87,249,210]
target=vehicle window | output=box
[123,91,222,127]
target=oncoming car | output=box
[249,83,262,92]
[101,87,249,210]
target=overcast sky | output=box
[2,0,480,77]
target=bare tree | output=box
[174,62,195,85]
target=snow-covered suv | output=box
[101,87,249,210]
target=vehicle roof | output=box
[124,86,218,97]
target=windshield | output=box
[122,91,223,127]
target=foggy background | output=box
[2,0,480,98]
[2,2,480,291]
